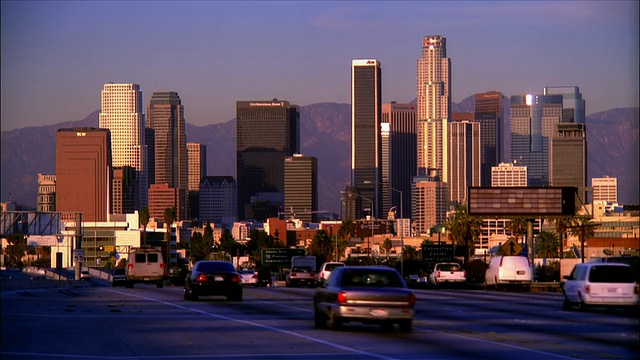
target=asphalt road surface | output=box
[1,274,638,359]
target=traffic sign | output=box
[360,224,380,229]
[73,249,85,263]
[501,239,523,256]
[422,245,454,262]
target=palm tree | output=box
[382,238,393,261]
[536,231,559,259]
[553,217,572,259]
[163,206,177,268]
[403,245,418,261]
[569,216,596,263]
[140,207,150,246]
[507,217,528,243]
[445,203,482,267]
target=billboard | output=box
[468,187,576,217]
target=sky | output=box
[1,1,638,132]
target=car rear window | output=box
[588,265,635,283]
[325,263,344,271]
[292,266,312,272]
[114,269,125,275]
[196,262,235,272]
[438,264,461,271]
[340,269,404,288]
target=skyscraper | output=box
[543,86,585,124]
[56,128,112,222]
[187,142,207,192]
[475,91,510,185]
[147,91,188,191]
[199,176,237,225]
[352,59,382,218]
[284,154,318,223]
[381,102,416,219]
[416,35,450,183]
[551,123,587,208]
[448,120,481,204]
[412,169,448,236]
[99,83,147,210]
[236,99,299,220]
[491,162,528,187]
[510,94,563,186]
[592,176,618,203]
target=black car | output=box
[112,268,126,287]
[184,261,243,301]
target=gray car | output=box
[313,266,416,332]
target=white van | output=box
[562,262,638,310]
[125,247,166,288]
[316,262,345,284]
[484,255,532,290]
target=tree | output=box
[507,217,528,243]
[536,231,559,258]
[189,232,208,263]
[553,217,573,261]
[569,216,596,263]
[203,222,215,257]
[403,245,418,261]
[163,206,177,268]
[218,228,237,256]
[337,220,355,241]
[140,207,150,246]
[5,233,27,267]
[445,203,482,267]
[309,229,333,264]
[245,229,280,266]
[382,238,393,261]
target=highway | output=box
[1,270,638,360]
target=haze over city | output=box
[1,1,638,132]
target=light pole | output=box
[389,186,403,278]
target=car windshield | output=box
[196,261,235,273]
[588,265,635,283]
[340,269,404,288]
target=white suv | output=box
[562,262,638,310]
[317,262,345,285]
[125,247,166,288]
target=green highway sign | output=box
[261,248,305,266]
[421,245,454,262]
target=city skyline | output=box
[2,1,638,132]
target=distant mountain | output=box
[2,102,638,214]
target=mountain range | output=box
[2,96,638,214]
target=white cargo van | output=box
[125,247,166,288]
[484,255,532,290]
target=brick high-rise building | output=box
[148,183,186,221]
[56,128,111,222]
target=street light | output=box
[345,191,374,265]
[389,186,403,279]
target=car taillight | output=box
[232,274,241,283]
[196,274,208,283]
[337,291,348,304]
[252,274,258,279]
[436,271,441,278]
[291,273,297,277]
[585,284,590,294]
[408,293,416,307]
[127,264,133,269]
[463,271,467,278]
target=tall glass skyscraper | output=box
[99,83,147,210]
[236,99,299,220]
[351,59,382,218]
[416,35,450,184]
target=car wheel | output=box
[227,290,243,301]
[562,297,573,310]
[125,282,133,288]
[184,289,191,300]
[577,294,589,311]
[483,279,490,291]
[327,309,342,330]
[381,321,394,331]
[313,307,327,329]
[399,319,413,333]
[156,282,164,289]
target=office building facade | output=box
[199,176,237,225]
[491,162,527,187]
[37,174,56,212]
[352,59,382,218]
[112,166,136,215]
[416,35,450,183]
[448,120,481,204]
[236,99,299,220]
[592,176,618,203]
[55,128,112,222]
[475,91,510,185]
[147,91,188,192]
[99,83,148,210]
[543,86,585,124]
[187,142,207,192]
[381,102,417,219]
[284,154,318,223]
[412,170,449,236]
[550,123,587,208]
[148,183,186,221]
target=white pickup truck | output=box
[428,262,466,288]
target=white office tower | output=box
[491,162,528,187]
[99,83,148,210]
[592,176,618,203]
[416,35,450,183]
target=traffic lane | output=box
[411,288,639,359]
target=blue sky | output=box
[1,1,638,131]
